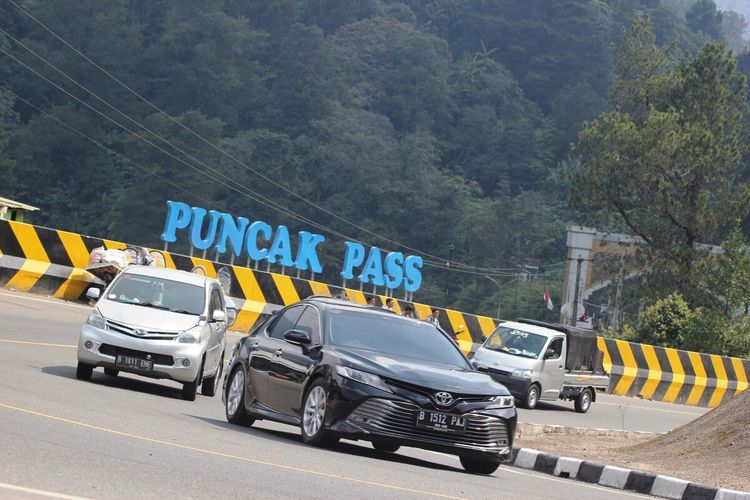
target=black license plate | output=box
[416,410,467,433]
[115,354,154,372]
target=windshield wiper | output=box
[134,302,170,310]
[168,309,196,315]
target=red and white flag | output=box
[544,287,553,310]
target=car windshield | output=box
[106,273,205,315]
[325,310,470,369]
[483,326,548,359]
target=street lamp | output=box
[484,275,502,319]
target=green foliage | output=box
[1,0,745,321]
[575,16,750,305]
[637,293,692,347]
[686,0,724,40]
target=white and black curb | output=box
[510,447,749,499]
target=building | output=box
[0,196,39,223]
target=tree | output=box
[686,0,724,41]
[0,90,17,195]
[574,17,750,305]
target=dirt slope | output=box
[516,389,750,491]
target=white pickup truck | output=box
[471,319,610,413]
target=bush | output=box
[637,294,691,347]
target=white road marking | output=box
[0,291,91,310]
[0,482,91,500]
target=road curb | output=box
[516,422,659,438]
[509,447,749,499]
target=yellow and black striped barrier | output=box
[0,220,495,352]
[1,219,747,408]
[597,337,749,408]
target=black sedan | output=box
[222,296,516,474]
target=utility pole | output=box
[484,275,502,319]
[444,243,454,308]
[571,256,583,327]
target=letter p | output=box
[340,242,365,280]
[161,201,192,243]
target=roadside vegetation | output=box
[0,1,748,355]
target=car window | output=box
[107,273,205,315]
[548,337,564,359]
[294,306,321,344]
[326,310,469,369]
[209,288,223,320]
[267,306,305,340]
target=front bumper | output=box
[326,378,516,460]
[77,324,205,383]
[483,371,532,400]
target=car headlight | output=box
[176,326,203,344]
[487,395,515,409]
[512,369,533,379]
[86,312,107,330]
[335,366,392,393]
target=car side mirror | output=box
[212,310,226,322]
[284,329,311,345]
[543,348,556,360]
[86,288,101,300]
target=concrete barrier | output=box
[1,219,747,408]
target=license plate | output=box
[416,410,467,433]
[115,354,154,372]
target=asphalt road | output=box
[0,291,704,500]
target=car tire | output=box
[522,384,540,410]
[104,367,119,377]
[76,362,94,380]
[372,440,400,453]
[201,353,223,397]
[225,366,254,426]
[575,388,593,413]
[301,379,338,447]
[460,456,501,475]
[182,359,203,401]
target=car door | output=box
[539,337,566,400]
[248,305,305,408]
[206,286,225,373]
[266,305,321,416]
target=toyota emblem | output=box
[434,391,454,406]
[134,328,147,337]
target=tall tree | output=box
[574,16,750,304]
[686,0,724,40]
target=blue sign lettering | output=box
[161,201,423,292]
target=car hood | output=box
[96,300,200,331]
[330,346,510,396]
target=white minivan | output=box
[77,265,233,400]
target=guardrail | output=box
[1,219,747,408]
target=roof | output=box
[0,196,40,211]
[495,320,565,338]
[122,265,215,287]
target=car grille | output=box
[105,319,181,340]
[385,379,493,404]
[98,344,174,366]
[347,398,509,452]
[487,367,512,377]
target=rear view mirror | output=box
[86,288,101,300]
[212,310,226,322]
[543,348,556,360]
[284,329,311,345]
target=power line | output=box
[5,0,520,274]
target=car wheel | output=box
[182,359,203,401]
[104,367,119,377]
[301,379,338,447]
[372,440,400,453]
[575,388,593,413]
[76,362,94,380]
[225,366,254,426]
[522,384,540,410]
[201,353,223,397]
[460,456,501,475]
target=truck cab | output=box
[471,319,609,413]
